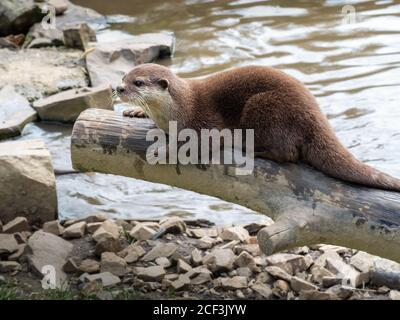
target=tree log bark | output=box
[71,108,400,262]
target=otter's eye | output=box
[134,80,144,87]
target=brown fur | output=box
[119,63,400,192]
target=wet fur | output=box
[120,64,400,191]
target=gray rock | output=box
[141,243,178,261]
[155,257,171,268]
[27,230,73,288]
[0,234,19,254]
[0,0,44,36]
[272,279,290,298]
[290,276,318,292]
[7,243,29,261]
[310,265,335,285]
[389,290,400,300]
[370,258,400,290]
[134,266,166,282]
[100,252,127,277]
[23,1,104,48]
[0,140,57,224]
[2,217,29,234]
[191,248,203,266]
[219,276,248,290]
[235,244,260,257]
[42,220,64,236]
[251,282,273,299]
[326,285,354,299]
[119,244,145,263]
[63,23,96,51]
[266,253,312,275]
[33,85,113,122]
[234,251,256,270]
[177,259,192,273]
[159,216,186,234]
[87,222,102,234]
[79,259,100,274]
[86,33,175,87]
[197,236,218,249]
[171,274,190,290]
[0,261,22,273]
[62,257,79,274]
[62,221,86,238]
[203,248,236,272]
[0,86,37,140]
[350,251,376,273]
[191,270,212,285]
[95,237,122,256]
[0,48,88,101]
[326,257,367,288]
[83,272,121,287]
[129,223,156,241]
[265,266,292,282]
[187,228,218,238]
[219,226,250,242]
[298,290,338,300]
[92,220,120,242]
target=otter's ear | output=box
[157,78,169,90]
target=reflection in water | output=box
[15,0,400,223]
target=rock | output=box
[155,257,171,268]
[135,266,165,282]
[0,36,19,49]
[92,220,120,242]
[79,259,100,274]
[272,280,290,298]
[325,257,366,287]
[0,140,57,224]
[42,220,64,236]
[298,290,338,300]
[310,265,335,285]
[251,282,273,299]
[197,236,218,249]
[63,221,86,239]
[219,226,250,242]
[63,23,96,50]
[314,250,341,267]
[322,276,343,288]
[171,274,191,290]
[46,0,69,15]
[235,244,260,257]
[191,270,212,285]
[14,231,31,244]
[290,276,318,292]
[164,273,179,282]
[350,251,376,273]
[2,217,29,234]
[203,248,235,272]
[220,276,248,290]
[266,253,312,275]
[83,272,121,288]
[236,267,252,279]
[100,252,128,277]
[129,223,156,241]
[0,48,88,101]
[87,222,103,234]
[265,266,293,282]
[141,243,178,261]
[95,237,122,256]
[187,228,218,238]
[243,221,273,235]
[159,216,186,234]
[370,258,400,290]
[0,86,37,140]
[119,244,145,263]
[317,244,349,254]
[389,290,400,300]
[33,85,113,122]
[62,257,79,274]
[7,243,28,261]
[326,285,354,299]
[191,248,203,266]
[0,261,22,273]
[177,259,192,273]
[81,280,102,295]
[23,1,104,48]
[27,231,73,288]
[234,251,256,270]
[0,0,44,36]
[219,240,240,250]
[85,213,108,223]
[86,33,175,87]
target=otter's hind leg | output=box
[123,107,148,118]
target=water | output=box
[16,0,400,224]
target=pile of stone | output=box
[1,214,400,300]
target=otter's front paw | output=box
[123,107,148,118]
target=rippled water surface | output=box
[18,0,400,224]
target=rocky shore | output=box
[1,214,400,300]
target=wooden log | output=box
[71,108,400,262]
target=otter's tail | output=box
[304,135,400,192]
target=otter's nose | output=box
[116,86,125,94]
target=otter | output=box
[116,63,400,191]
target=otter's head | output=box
[117,64,177,132]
